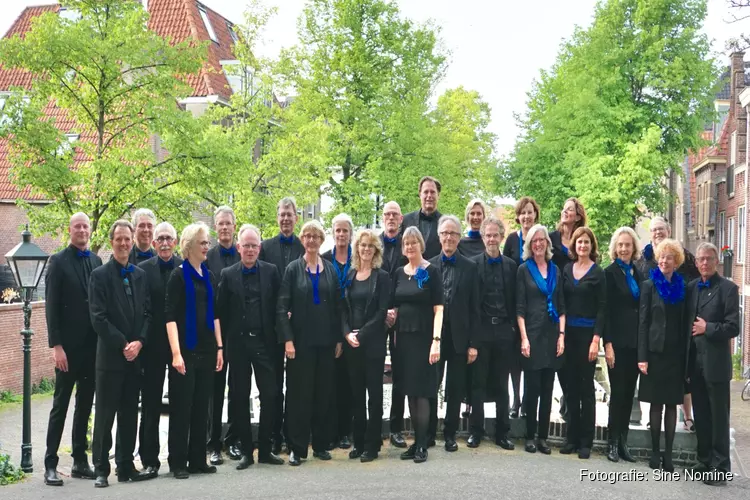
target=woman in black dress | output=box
[277,220,343,466]
[517,224,566,454]
[560,227,605,460]
[458,199,488,258]
[638,238,688,472]
[165,222,223,479]
[604,227,643,463]
[503,196,541,417]
[392,226,444,463]
[342,229,390,463]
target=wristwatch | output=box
[433,337,441,342]
[217,346,224,351]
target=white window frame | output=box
[198,5,218,43]
[739,206,746,264]
[719,211,726,262]
[729,217,736,258]
[227,22,238,43]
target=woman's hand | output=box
[429,340,440,365]
[638,362,648,375]
[556,334,565,357]
[172,353,186,375]
[588,338,599,363]
[285,340,296,360]
[467,347,478,365]
[335,342,343,358]
[216,349,224,372]
[521,338,530,358]
[605,343,615,369]
[346,332,360,348]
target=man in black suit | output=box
[137,222,182,478]
[129,208,156,264]
[89,220,153,488]
[205,205,242,464]
[687,242,739,486]
[43,213,102,486]
[258,197,304,454]
[217,224,285,469]
[428,215,480,451]
[401,176,443,259]
[468,216,517,450]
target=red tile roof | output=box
[0,1,238,201]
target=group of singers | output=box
[40,175,737,488]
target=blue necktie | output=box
[137,249,154,259]
[697,280,710,290]
[487,256,502,265]
[220,246,236,257]
[280,234,294,245]
[77,249,91,258]
[383,235,398,245]
[242,265,258,275]
[442,254,456,265]
[120,264,135,278]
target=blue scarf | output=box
[518,231,525,264]
[615,258,640,300]
[182,262,215,351]
[468,230,481,239]
[333,245,352,298]
[649,267,685,305]
[643,243,654,261]
[307,264,321,304]
[526,259,559,323]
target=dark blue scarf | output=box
[333,245,352,298]
[518,230,525,264]
[182,262,214,351]
[650,267,685,305]
[307,264,321,304]
[468,230,481,239]
[615,258,640,300]
[643,243,654,261]
[526,259,559,323]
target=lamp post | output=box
[4,225,49,473]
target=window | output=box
[729,217,736,254]
[728,165,735,195]
[731,130,738,166]
[739,206,746,264]
[56,133,79,157]
[227,23,239,43]
[198,5,218,43]
[59,7,81,22]
[719,211,726,262]
[221,60,253,96]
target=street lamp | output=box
[4,225,49,473]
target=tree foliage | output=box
[500,0,719,241]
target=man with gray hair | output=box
[136,221,182,478]
[259,197,305,454]
[686,242,739,485]
[129,208,157,265]
[637,216,699,282]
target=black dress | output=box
[458,236,485,258]
[392,265,444,398]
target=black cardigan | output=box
[603,261,642,350]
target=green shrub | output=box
[31,377,55,395]
[0,453,24,485]
[0,391,20,404]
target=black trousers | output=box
[564,330,596,448]
[208,335,235,452]
[346,347,385,453]
[272,343,287,444]
[138,352,169,469]
[229,335,277,458]
[91,367,141,477]
[691,364,731,471]
[470,337,513,437]
[44,352,96,469]
[606,346,638,444]
[285,345,335,457]
[429,326,468,439]
[388,328,406,433]
[168,351,214,470]
[524,367,555,439]
[329,354,353,441]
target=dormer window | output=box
[227,23,239,43]
[198,4,218,43]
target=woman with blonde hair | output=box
[458,199,489,258]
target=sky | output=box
[3,0,750,160]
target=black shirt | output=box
[418,211,438,248]
[562,262,606,335]
[441,255,456,309]
[242,269,263,334]
[165,266,217,354]
[70,244,94,286]
[481,257,507,320]
[381,234,403,276]
[113,260,136,317]
[349,275,372,331]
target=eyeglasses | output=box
[156,235,174,243]
[696,256,716,263]
[650,227,667,233]
[301,234,320,241]
[199,241,211,247]
[241,243,260,250]
[383,212,401,218]
[439,231,461,238]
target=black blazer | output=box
[401,209,443,259]
[636,248,700,283]
[89,259,150,372]
[428,252,480,352]
[603,261,643,350]
[205,244,241,276]
[341,268,391,358]
[637,279,687,362]
[277,257,342,345]
[502,231,524,266]
[471,253,517,340]
[139,255,183,361]
[380,232,406,277]
[217,260,281,350]
[685,274,740,382]
[259,233,304,278]
[45,245,103,355]
[549,230,573,274]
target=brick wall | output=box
[0,203,60,261]
[0,301,54,394]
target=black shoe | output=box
[339,436,352,449]
[427,437,436,448]
[607,443,619,462]
[390,432,407,448]
[618,443,636,463]
[272,441,282,455]
[400,444,417,460]
[142,466,159,479]
[703,468,728,486]
[662,454,674,473]
[413,447,428,463]
[288,451,301,466]
[444,436,458,452]
[71,460,96,479]
[94,476,109,488]
[228,444,242,460]
[649,452,662,470]
[209,450,223,466]
[536,438,551,455]
[44,468,63,486]
[173,468,189,479]
[187,464,217,474]
[313,450,332,461]
[496,436,515,450]
[349,448,363,459]
[237,455,254,470]
[524,440,537,453]
[118,470,152,482]
[326,441,336,451]
[258,453,284,465]
[360,451,378,463]
[578,447,591,459]
[467,434,481,448]
[560,442,577,455]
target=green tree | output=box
[0,0,221,251]
[501,0,719,241]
